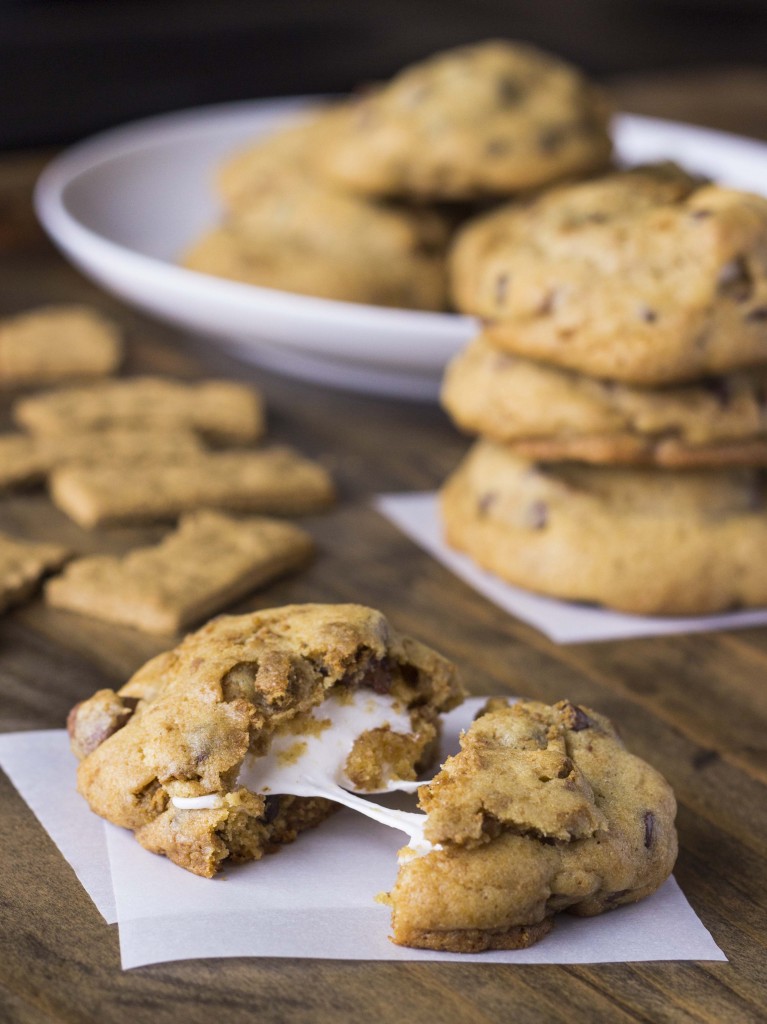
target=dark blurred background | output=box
[4,0,767,150]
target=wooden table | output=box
[1,71,766,1024]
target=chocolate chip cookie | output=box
[69,604,464,877]
[440,439,767,614]
[442,333,767,467]
[184,102,452,310]
[451,164,767,384]
[183,186,451,310]
[321,40,612,199]
[387,699,677,952]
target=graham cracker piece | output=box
[0,532,70,612]
[14,376,264,444]
[45,510,314,633]
[0,428,204,491]
[49,446,335,528]
[0,306,122,386]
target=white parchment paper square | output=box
[0,704,726,968]
[375,492,767,644]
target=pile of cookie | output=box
[0,305,334,633]
[182,40,614,309]
[441,162,767,615]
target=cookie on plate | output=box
[451,165,767,384]
[68,604,464,876]
[0,306,122,386]
[321,40,612,200]
[184,99,453,310]
[183,188,451,310]
[387,699,677,952]
[442,333,767,467]
[440,439,767,614]
[215,103,352,212]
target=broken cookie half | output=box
[386,699,677,952]
[68,603,464,877]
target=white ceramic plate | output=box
[34,98,767,400]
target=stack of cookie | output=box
[183,40,614,310]
[440,163,767,615]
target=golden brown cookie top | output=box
[451,166,767,383]
[321,40,613,199]
[217,104,353,211]
[69,605,464,846]
[441,333,767,466]
[388,699,678,952]
[440,440,767,614]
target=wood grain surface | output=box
[1,72,767,1024]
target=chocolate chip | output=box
[497,77,525,105]
[480,814,502,840]
[360,656,393,695]
[638,305,658,323]
[527,500,548,529]
[746,306,767,322]
[400,663,419,687]
[643,810,655,849]
[539,126,566,153]
[478,491,498,515]
[605,888,631,903]
[556,757,574,779]
[561,702,593,731]
[718,257,753,302]
[536,288,560,316]
[495,273,510,305]
[263,795,281,824]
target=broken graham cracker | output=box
[13,376,264,444]
[45,510,314,633]
[0,306,122,386]
[0,428,204,491]
[0,532,70,612]
[49,447,335,528]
